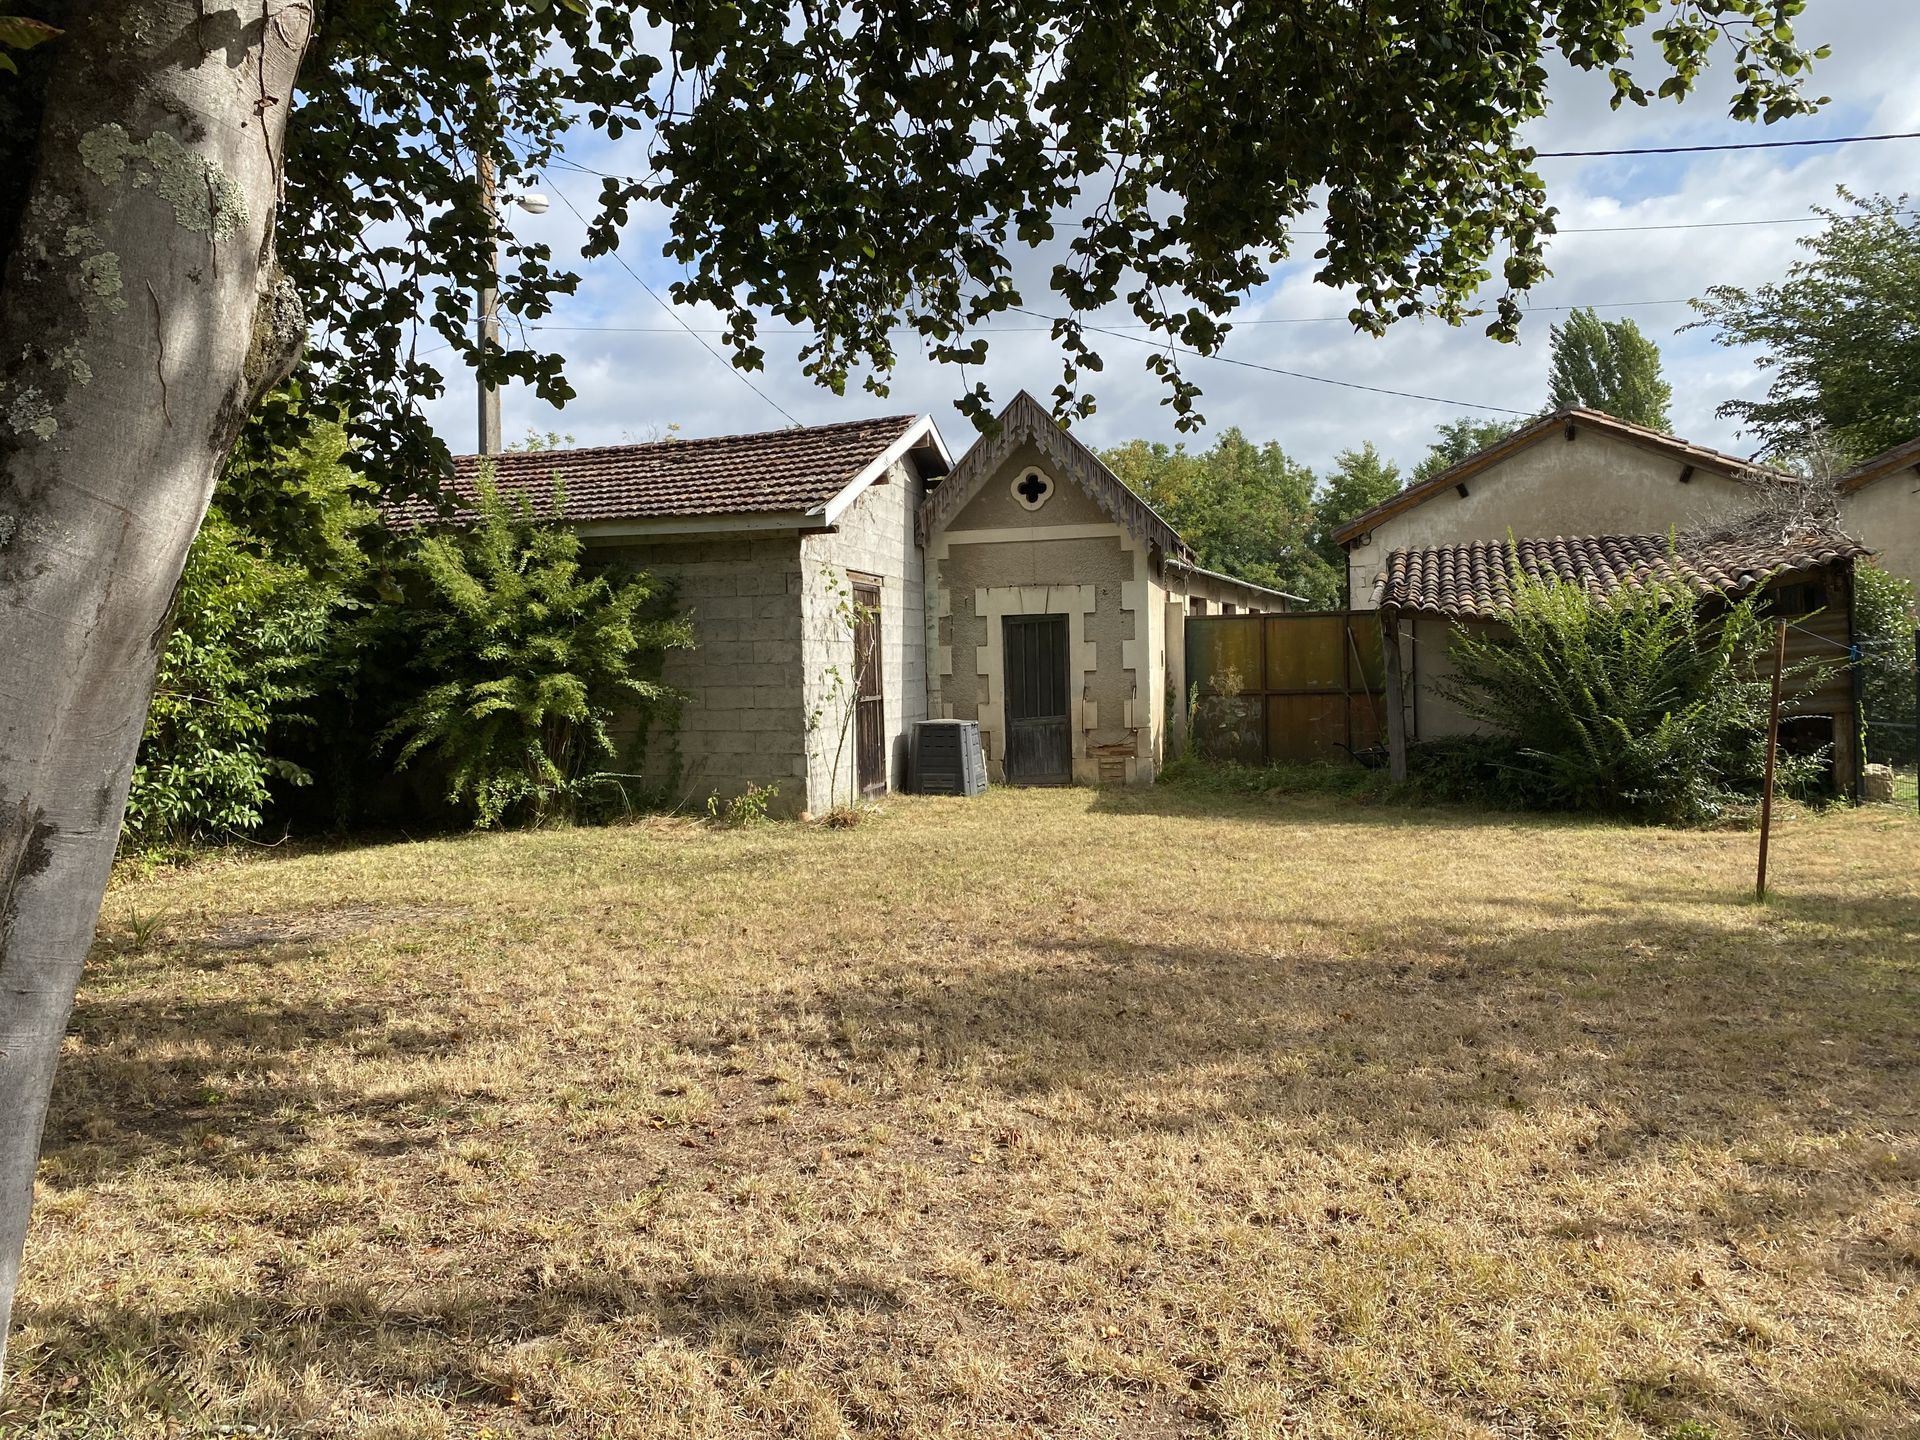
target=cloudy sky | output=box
[422,0,1919,478]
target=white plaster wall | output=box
[1844,476,1920,597]
[1347,429,1759,607]
[800,458,927,810]
[1404,616,1481,740]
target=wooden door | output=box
[1002,614,1072,785]
[852,580,886,797]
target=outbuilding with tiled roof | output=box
[415,399,1293,810]
[1337,408,1786,610]
[417,415,952,815]
[1369,526,1868,797]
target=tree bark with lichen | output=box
[0,0,311,1372]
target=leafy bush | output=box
[707,782,780,827]
[124,414,367,851]
[374,475,692,828]
[1401,735,1558,810]
[1437,560,1829,824]
[1855,561,1916,766]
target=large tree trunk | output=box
[0,0,311,1375]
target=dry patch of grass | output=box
[7,789,1919,1438]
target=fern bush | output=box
[374,475,692,828]
[1436,562,1827,824]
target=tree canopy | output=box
[1411,417,1530,483]
[0,0,1828,493]
[1312,444,1405,578]
[1546,307,1674,431]
[1103,431,1337,605]
[1690,191,1920,465]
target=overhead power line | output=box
[530,127,1920,187]
[526,158,1905,237]
[1535,129,1920,158]
[523,296,1694,340]
[1009,307,1532,416]
[541,181,803,427]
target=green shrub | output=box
[374,474,692,828]
[124,413,367,852]
[707,782,780,827]
[1855,561,1916,766]
[1437,558,1829,824]
[1401,734,1560,810]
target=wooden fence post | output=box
[1381,609,1408,784]
[1756,617,1788,903]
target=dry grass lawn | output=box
[6,786,1919,1438]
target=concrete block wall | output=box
[592,533,809,810]
[801,458,928,809]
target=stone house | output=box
[921,390,1293,786]
[433,396,1289,811]
[1332,408,1778,607]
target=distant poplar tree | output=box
[1546,308,1674,431]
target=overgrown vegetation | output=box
[806,565,878,811]
[124,413,370,854]
[125,427,690,846]
[706,781,780,828]
[1857,561,1918,766]
[1438,561,1827,824]
[1690,190,1920,466]
[372,476,692,829]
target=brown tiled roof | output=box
[1376,530,1867,619]
[1838,436,1920,494]
[389,414,926,528]
[1331,408,1791,546]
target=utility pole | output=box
[476,150,502,457]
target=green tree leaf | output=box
[1689,191,1920,466]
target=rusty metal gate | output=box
[1186,612,1387,765]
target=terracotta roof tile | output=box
[388,414,924,528]
[1377,530,1867,619]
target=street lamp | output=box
[475,166,550,456]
